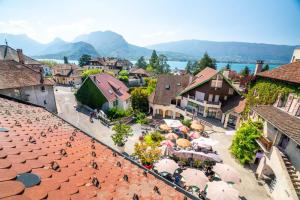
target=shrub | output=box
[135,112,150,124]
[118,70,129,82]
[133,142,161,165]
[181,119,192,128]
[81,69,103,80]
[230,120,262,165]
[144,131,165,146]
[107,108,132,120]
[111,123,133,147]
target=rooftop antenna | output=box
[3,38,8,59]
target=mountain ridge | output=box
[0,32,299,63]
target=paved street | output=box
[210,131,271,200]
[54,86,142,154]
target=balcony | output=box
[186,96,221,108]
[257,136,273,152]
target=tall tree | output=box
[131,88,149,113]
[185,61,197,74]
[194,52,217,75]
[224,63,231,70]
[156,54,170,74]
[262,64,269,72]
[240,66,250,76]
[135,56,147,69]
[78,54,91,67]
[63,56,69,64]
[149,50,158,68]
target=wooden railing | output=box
[258,136,273,151]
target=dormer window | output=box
[109,90,113,94]
[177,83,181,86]
[165,85,170,90]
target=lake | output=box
[38,59,281,73]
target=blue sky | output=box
[0,0,299,46]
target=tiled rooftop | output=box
[0,97,187,200]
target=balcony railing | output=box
[257,136,273,152]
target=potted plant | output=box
[133,142,161,169]
[111,123,133,152]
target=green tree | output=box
[144,78,157,94]
[194,52,217,75]
[63,56,69,64]
[185,61,194,74]
[131,88,149,113]
[78,54,91,67]
[111,123,133,147]
[135,56,147,69]
[230,120,262,165]
[40,60,58,68]
[149,50,159,68]
[224,63,231,70]
[156,54,171,74]
[240,66,250,76]
[262,64,269,72]
[81,69,102,80]
[118,70,129,82]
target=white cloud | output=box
[0,18,100,43]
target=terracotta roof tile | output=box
[180,67,217,95]
[90,73,131,102]
[252,105,300,144]
[257,61,300,84]
[0,96,190,200]
[0,60,48,90]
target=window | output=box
[113,100,118,107]
[44,100,47,105]
[211,80,223,88]
[41,86,45,92]
[214,95,220,103]
[208,94,213,102]
[228,88,234,95]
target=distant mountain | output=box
[34,41,99,60]
[148,40,299,63]
[0,33,44,55]
[73,31,152,59]
[1,32,298,63]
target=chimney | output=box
[39,68,44,84]
[254,60,264,76]
[222,69,230,79]
[17,49,24,64]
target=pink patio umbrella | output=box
[160,140,175,148]
[154,158,179,174]
[206,181,239,200]
[213,163,241,184]
[165,133,178,140]
[181,168,209,190]
[188,131,201,139]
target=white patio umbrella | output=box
[154,158,179,174]
[213,163,241,184]
[192,137,219,146]
[206,181,239,200]
[181,168,209,190]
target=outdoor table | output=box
[173,149,222,163]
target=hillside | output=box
[34,41,99,60]
[148,40,299,63]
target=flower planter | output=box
[143,164,153,169]
[116,145,125,153]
